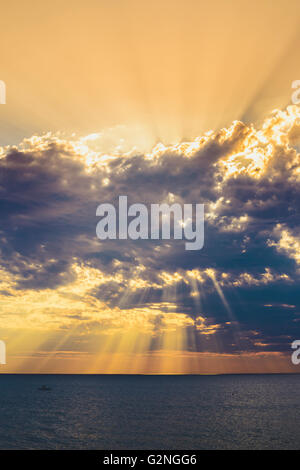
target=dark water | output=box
[0,374,299,449]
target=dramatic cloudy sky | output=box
[0,0,300,373]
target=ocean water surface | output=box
[0,374,299,449]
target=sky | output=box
[0,0,300,373]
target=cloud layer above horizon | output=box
[1,106,300,370]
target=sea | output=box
[0,374,299,449]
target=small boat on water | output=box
[38,385,51,391]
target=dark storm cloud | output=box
[1,106,300,353]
